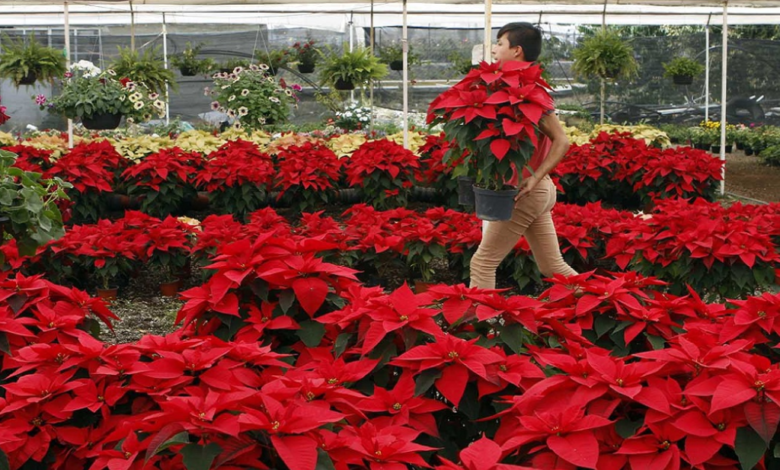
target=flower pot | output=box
[107,194,131,210]
[414,280,434,293]
[82,112,122,130]
[457,176,476,206]
[473,186,517,221]
[179,66,198,77]
[745,147,754,156]
[693,143,710,150]
[389,60,404,71]
[96,287,118,302]
[334,188,361,204]
[160,279,182,297]
[18,72,37,86]
[411,186,437,202]
[725,144,733,153]
[672,75,693,85]
[334,79,355,91]
[736,142,744,151]
[297,63,315,74]
[711,145,721,154]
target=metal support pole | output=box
[720,1,728,196]
[130,0,136,51]
[64,1,73,149]
[705,15,711,122]
[402,0,409,149]
[162,13,170,125]
[369,0,374,133]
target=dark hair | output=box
[497,22,542,62]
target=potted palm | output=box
[572,29,638,81]
[662,57,704,85]
[291,40,319,74]
[377,43,420,71]
[38,60,166,130]
[0,34,66,87]
[171,42,215,76]
[110,45,177,95]
[319,45,388,91]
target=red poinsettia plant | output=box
[193,140,273,220]
[344,139,420,210]
[275,142,342,213]
[427,61,554,191]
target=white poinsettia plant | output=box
[334,101,372,131]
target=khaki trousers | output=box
[470,175,578,289]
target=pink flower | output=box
[64,71,73,78]
[35,94,47,106]
[291,84,302,92]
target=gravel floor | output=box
[725,151,780,203]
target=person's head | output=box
[492,22,542,63]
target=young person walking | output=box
[470,22,578,289]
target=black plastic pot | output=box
[297,63,315,74]
[457,176,475,206]
[412,186,437,202]
[179,66,197,77]
[389,60,404,71]
[473,186,517,221]
[672,75,693,85]
[82,112,122,130]
[334,188,361,204]
[17,72,37,86]
[725,144,733,153]
[334,79,355,91]
[711,145,721,154]
[745,147,754,156]
[693,143,710,150]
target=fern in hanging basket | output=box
[662,57,705,80]
[572,29,638,81]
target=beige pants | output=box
[470,175,578,289]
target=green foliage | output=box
[446,51,476,77]
[0,33,66,87]
[253,48,290,74]
[218,58,251,72]
[0,149,71,264]
[111,45,178,95]
[42,62,166,122]
[759,144,780,167]
[171,42,215,75]
[209,186,267,222]
[318,45,388,88]
[572,28,639,81]
[377,43,421,66]
[662,56,704,79]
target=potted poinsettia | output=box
[427,60,555,220]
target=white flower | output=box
[228,95,236,102]
[126,117,135,124]
[148,93,159,100]
[241,89,250,96]
[258,117,266,124]
[227,109,237,118]
[238,107,249,116]
[345,112,353,117]
[221,85,230,90]
[284,89,292,96]
[211,101,220,110]
[233,67,243,74]
[134,101,144,110]
[119,95,126,102]
[203,87,211,96]
[128,94,139,103]
[259,64,269,71]
[269,97,280,103]
[249,64,260,72]
[154,100,164,109]
[107,69,116,76]
[233,122,243,130]
[143,113,152,121]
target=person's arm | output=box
[515,112,571,200]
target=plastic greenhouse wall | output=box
[2,23,780,133]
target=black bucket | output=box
[457,176,476,206]
[473,186,517,221]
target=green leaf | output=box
[0,333,9,355]
[145,430,190,462]
[458,383,480,420]
[735,426,766,470]
[500,323,527,355]
[297,320,326,348]
[334,333,352,358]
[414,368,442,397]
[180,443,222,470]
[646,334,666,350]
[279,289,295,313]
[0,449,8,470]
[315,448,337,470]
[615,418,643,439]
[594,314,617,338]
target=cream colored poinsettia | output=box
[110,134,175,162]
[326,133,367,158]
[561,122,591,146]
[0,131,16,147]
[174,130,225,155]
[220,128,272,148]
[590,124,671,148]
[266,132,324,155]
[21,133,85,160]
[383,130,428,155]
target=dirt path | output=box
[725,151,780,203]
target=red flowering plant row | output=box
[343,139,420,210]
[44,140,128,223]
[5,198,780,299]
[554,132,723,209]
[2,145,54,173]
[8,232,780,470]
[606,198,780,299]
[416,133,473,208]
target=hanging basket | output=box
[672,75,694,85]
[334,78,355,91]
[389,60,404,71]
[473,186,517,221]
[17,72,37,86]
[297,63,315,74]
[82,112,122,130]
[179,66,198,77]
